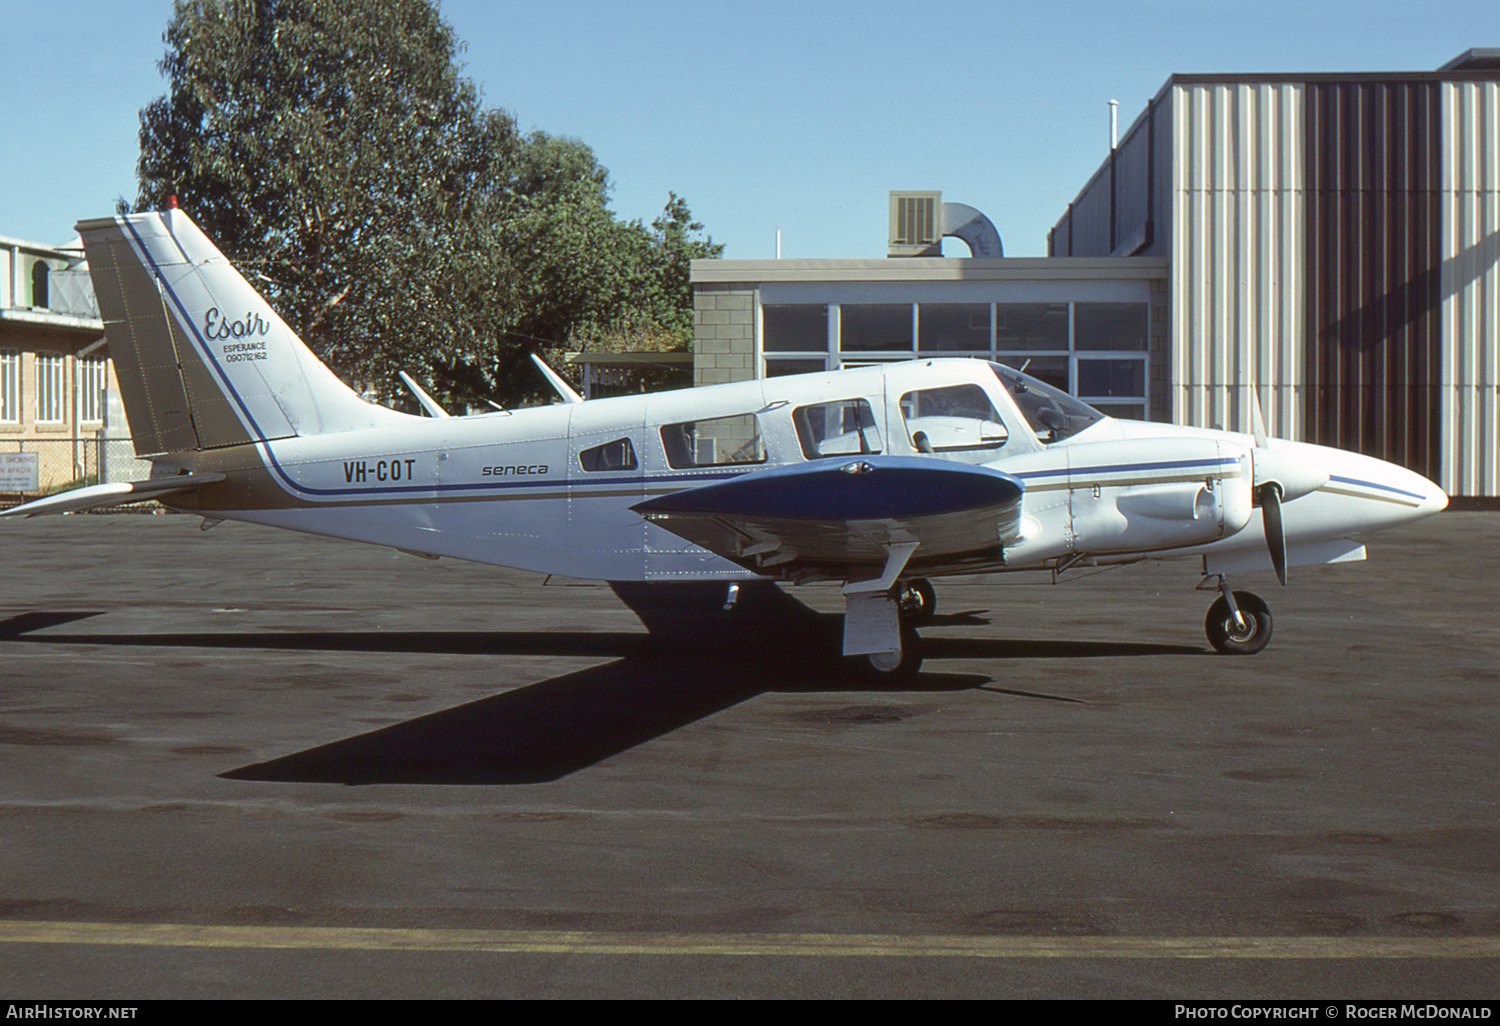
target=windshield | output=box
[988,362,1106,442]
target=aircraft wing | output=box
[0,473,227,518]
[632,456,1024,579]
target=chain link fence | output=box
[0,436,150,510]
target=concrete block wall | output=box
[693,283,756,386]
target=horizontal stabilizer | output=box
[0,473,227,518]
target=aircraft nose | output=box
[1325,451,1448,528]
[1389,461,1448,519]
[1419,476,1450,517]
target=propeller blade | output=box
[1260,483,1287,585]
[1250,386,1269,450]
[1251,386,1286,584]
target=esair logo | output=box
[203,307,270,341]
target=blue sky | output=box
[3,1,1494,257]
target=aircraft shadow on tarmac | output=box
[0,585,1203,786]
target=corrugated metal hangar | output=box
[691,49,1500,499]
[1052,48,1500,500]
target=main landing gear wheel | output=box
[894,578,936,627]
[1205,590,1273,655]
[850,627,924,682]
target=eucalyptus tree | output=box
[133,0,718,407]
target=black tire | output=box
[894,578,936,627]
[1205,591,1273,655]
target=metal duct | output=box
[941,203,1003,257]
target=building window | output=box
[0,351,18,423]
[1074,303,1148,351]
[766,358,826,377]
[1077,359,1145,399]
[840,304,913,352]
[996,303,1069,351]
[78,357,107,424]
[31,260,50,309]
[918,303,991,351]
[35,354,66,423]
[763,305,827,353]
[758,297,1150,420]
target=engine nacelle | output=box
[1063,437,1254,555]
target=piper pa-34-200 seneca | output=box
[4,209,1449,676]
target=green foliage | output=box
[134,0,718,407]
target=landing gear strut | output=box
[1204,579,1273,655]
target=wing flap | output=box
[633,457,1024,577]
[1,473,228,518]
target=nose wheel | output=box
[1205,588,1273,655]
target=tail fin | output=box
[78,210,401,457]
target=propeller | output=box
[1246,387,1328,587]
[1260,478,1288,585]
[1249,393,1287,586]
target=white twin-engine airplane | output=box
[6,210,1449,676]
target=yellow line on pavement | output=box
[2,921,1499,958]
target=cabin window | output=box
[793,398,882,459]
[578,437,638,472]
[899,384,1008,454]
[660,414,766,469]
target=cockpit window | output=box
[899,384,1009,453]
[793,398,882,459]
[988,363,1105,442]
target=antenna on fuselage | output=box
[530,353,583,404]
[398,371,451,419]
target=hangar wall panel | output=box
[1439,80,1500,497]
[1170,82,1306,440]
[1305,80,1443,484]
[1069,166,1113,257]
[1111,113,1153,254]
[1048,101,1164,258]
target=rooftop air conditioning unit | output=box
[889,191,1003,258]
[889,191,942,257]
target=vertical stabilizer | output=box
[77,210,403,457]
